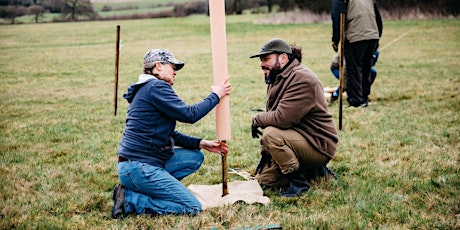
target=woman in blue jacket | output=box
[112,49,231,218]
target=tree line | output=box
[229,0,459,16]
[1,0,458,24]
[0,0,96,23]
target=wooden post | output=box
[208,0,230,197]
[220,140,228,196]
[114,25,120,116]
[338,4,345,130]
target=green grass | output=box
[0,15,459,229]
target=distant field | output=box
[0,0,190,24]
[0,15,458,229]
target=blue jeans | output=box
[117,148,204,215]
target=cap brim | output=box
[169,59,185,71]
[174,63,185,71]
[250,51,274,59]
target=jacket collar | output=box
[278,59,300,79]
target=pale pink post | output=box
[209,0,231,141]
[209,0,230,196]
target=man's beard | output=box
[263,61,282,84]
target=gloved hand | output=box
[332,42,339,52]
[251,125,262,139]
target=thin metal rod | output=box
[114,25,120,116]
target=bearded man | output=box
[249,38,338,197]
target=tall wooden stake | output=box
[220,140,228,196]
[338,4,345,130]
[114,25,120,116]
[209,0,231,197]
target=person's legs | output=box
[362,40,378,103]
[254,156,289,188]
[330,67,347,104]
[345,41,367,107]
[262,127,329,173]
[330,68,340,103]
[164,148,204,181]
[260,127,331,196]
[261,127,301,175]
[370,68,377,85]
[331,67,340,80]
[118,160,202,216]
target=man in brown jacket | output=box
[250,38,338,197]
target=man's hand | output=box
[199,140,228,156]
[332,42,339,52]
[251,125,262,139]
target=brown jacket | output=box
[252,59,338,159]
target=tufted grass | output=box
[0,15,458,229]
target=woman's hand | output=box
[199,140,229,156]
[211,76,231,99]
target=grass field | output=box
[0,15,459,229]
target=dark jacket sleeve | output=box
[172,130,201,149]
[374,3,383,38]
[149,82,220,124]
[331,0,347,43]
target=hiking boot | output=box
[279,170,311,197]
[112,184,125,219]
[347,101,368,108]
[279,178,311,197]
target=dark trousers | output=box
[344,39,379,106]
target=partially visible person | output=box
[249,38,338,197]
[329,50,379,105]
[112,48,231,218]
[331,0,383,107]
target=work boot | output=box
[279,171,311,197]
[309,165,338,181]
[112,184,125,219]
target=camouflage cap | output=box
[143,49,185,70]
[250,38,292,58]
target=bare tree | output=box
[233,0,242,14]
[28,4,44,23]
[266,0,273,13]
[61,0,96,21]
[0,5,27,24]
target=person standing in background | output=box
[331,0,383,107]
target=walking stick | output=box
[209,0,231,196]
[338,2,346,130]
[114,25,120,116]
